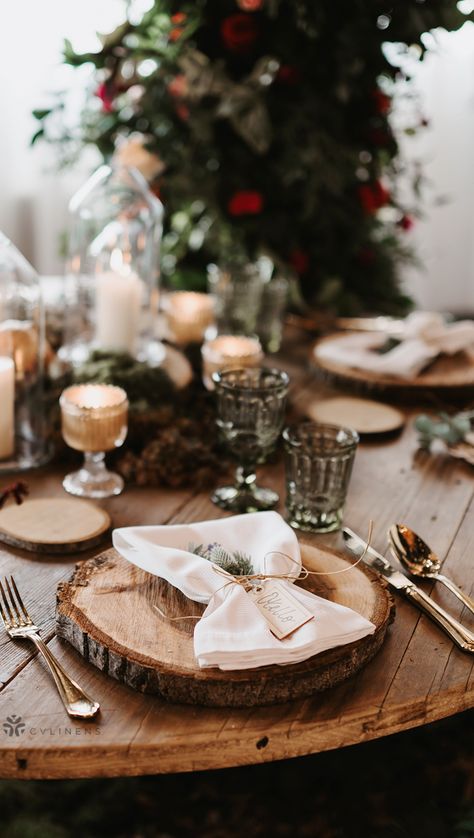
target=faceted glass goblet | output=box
[60,384,128,498]
[212,367,289,512]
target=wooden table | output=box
[0,347,472,779]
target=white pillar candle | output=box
[0,357,15,459]
[201,334,264,390]
[95,271,144,354]
[164,292,215,344]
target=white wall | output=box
[399,23,474,312]
[0,0,122,271]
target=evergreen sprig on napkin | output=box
[189,542,253,577]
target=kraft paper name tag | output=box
[248,581,314,640]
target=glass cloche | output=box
[0,232,51,471]
[61,164,164,365]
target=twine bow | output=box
[152,522,374,623]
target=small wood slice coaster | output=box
[307,396,405,435]
[56,543,395,707]
[0,498,111,554]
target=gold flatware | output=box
[388,524,474,616]
[0,576,100,719]
[342,527,474,653]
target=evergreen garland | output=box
[33,1,473,313]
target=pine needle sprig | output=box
[188,542,253,577]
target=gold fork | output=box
[0,576,100,719]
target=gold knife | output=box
[342,527,474,653]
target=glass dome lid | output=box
[0,232,51,471]
[62,164,164,366]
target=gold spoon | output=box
[388,524,474,616]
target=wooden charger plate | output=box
[313,333,474,391]
[56,543,394,707]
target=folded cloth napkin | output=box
[113,512,375,671]
[316,313,474,379]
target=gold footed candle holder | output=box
[60,384,128,498]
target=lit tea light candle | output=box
[0,357,15,459]
[0,320,38,380]
[201,335,264,390]
[60,384,129,498]
[164,291,215,345]
[60,384,128,453]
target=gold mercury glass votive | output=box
[163,291,215,345]
[60,384,128,498]
[201,335,264,390]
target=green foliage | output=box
[189,541,254,576]
[34,0,473,313]
[415,411,474,449]
[72,349,176,410]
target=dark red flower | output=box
[168,74,188,98]
[358,180,390,215]
[175,103,190,121]
[398,214,414,232]
[357,247,376,267]
[237,0,263,9]
[276,65,301,86]
[372,89,391,115]
[95,82,115,113]
[289,248,309,275]
[368,127,391,147]
[221,14,259,53]
[228,190,263,216]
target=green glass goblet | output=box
[212,367,289,512]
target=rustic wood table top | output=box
[0,339,472,779]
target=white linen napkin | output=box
[316,314,474,379]
[113,512,375,671]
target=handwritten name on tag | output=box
[248,581,314,640]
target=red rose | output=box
[289,248,309,275]
[358,181,390,215]
[175,103,190,121]
[398,214,414,232]
[221,14,259,53]
[277,65,301,85]
[237,0,263,9]
[228,190,263,216]
[372,89,391,115]
[168,74,188,98]
[357,247,376,267]
[95,82,115,113]
[368,127,391,147]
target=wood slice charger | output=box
[56,543,394,707]
[313,333,474,392]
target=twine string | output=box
[151,521,374,623]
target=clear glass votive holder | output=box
[207,263,264,336]
[201,334,264,390]
[60,384,128,498]
[162,291,215,345]
[283,422,359,533]
[256,276,288,353]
